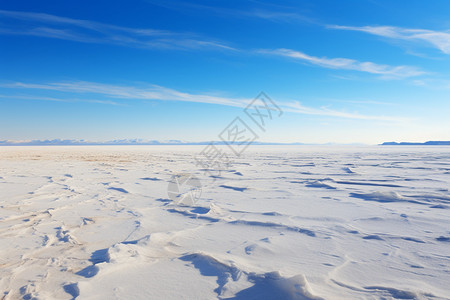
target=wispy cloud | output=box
[0,9,234,50]
[0,94,124,106]
[3,81,249,107]
[145,0,315,24]
[2,80,408,122]
[282,101,407,122]
[330,25,450,54]
[243,9,312,23]
[261,48,425,78]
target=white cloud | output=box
[330,25,450,54]
[261,48,425,78]
[4,81,249,107]
[145,0,314,24]
[0,94,123,105]
[3,80,408,123]
[282,101,408,122]
[0,9,234,50]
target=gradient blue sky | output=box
[1,0,450,144]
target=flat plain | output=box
[0,146,449,299]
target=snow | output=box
[0,145,449,299]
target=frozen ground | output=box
[0,145,449,299]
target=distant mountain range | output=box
[381,141,450,146]
[3,139,448,146]
[0,139,306,146]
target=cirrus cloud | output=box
[330,25,450,55]
[260,48,425,79]
[2,80,410,123]
[0,9,234,51]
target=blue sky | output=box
[1,0,450,144]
